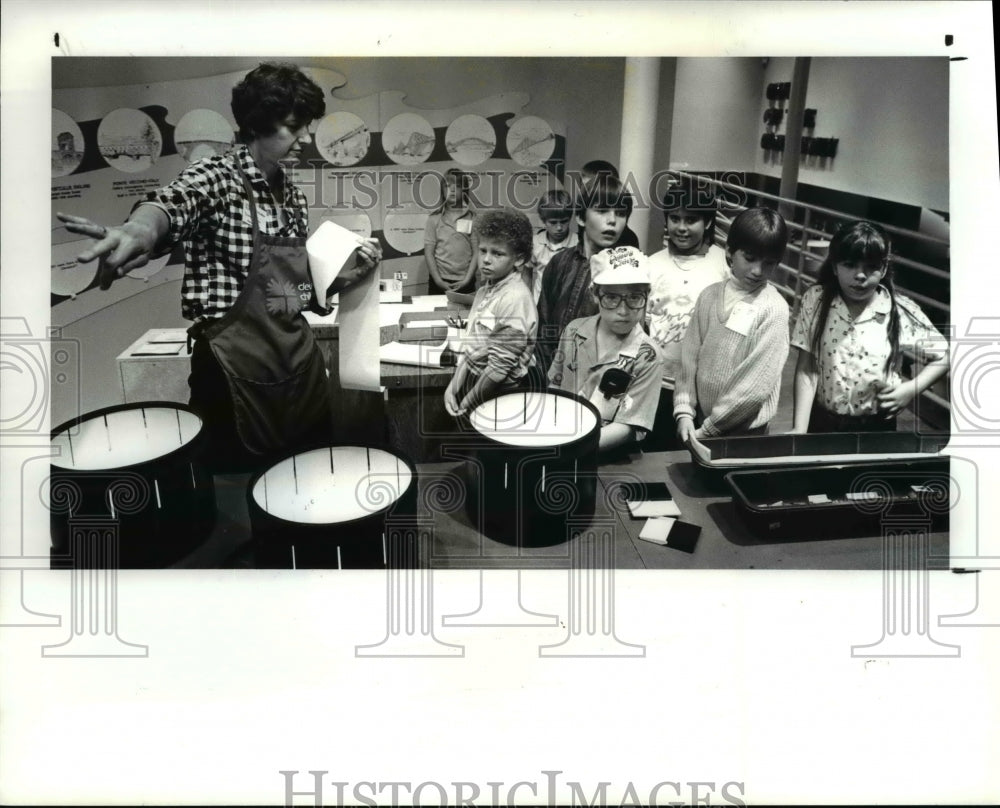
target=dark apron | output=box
[190,159,332,461]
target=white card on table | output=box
[638,517,676,545]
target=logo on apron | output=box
[264,278,310,317]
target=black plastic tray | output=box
[724,456,951,539]
[691,431,949,481]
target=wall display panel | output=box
[51,66,568,321]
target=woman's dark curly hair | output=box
[473,209,534,262]
[231,62,326,143]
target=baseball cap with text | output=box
[590,246,650,286]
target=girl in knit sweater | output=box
[674,207,790,446]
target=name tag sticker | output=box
[457,219,472,235]
[725,302,756,336]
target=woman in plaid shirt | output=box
[58,63,382,472]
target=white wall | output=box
[664,56,949,213]
[668,58,763,173]
[754,57,949,211]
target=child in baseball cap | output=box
[548,247,663,455]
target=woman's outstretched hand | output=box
[56,211,159,290]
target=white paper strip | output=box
[338,266,382,392]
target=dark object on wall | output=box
[774,135,786,152]
[800,136,813,155]
[763,107,784,127]
[807,137,840,158]
[50,402,217,569]
[803,108,817,128]
[765,82,791,101]
[760,132,776,150]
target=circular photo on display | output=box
[316,111,371,166]
[173,109,234,163]
[51,238,99,297]
[506,115,556,167]
[445,114,496,166]
[97,108,163,173]
[383,112,436,166]
[313,212,373,240]
[52,109,85,177]
[383,212,429,255]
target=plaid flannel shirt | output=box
[143,145,309,323]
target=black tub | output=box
[50,402,216,568]
[461,389,601,547]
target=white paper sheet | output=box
[147,329,190,343]
[400,319,451,330]
[627,500,681,519]
[306,219,360,299]
[409,294,450,308]
[337,267,382,391]
[638,517,677,545]
[378,340,449,368]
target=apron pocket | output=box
[225,348,332,457]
